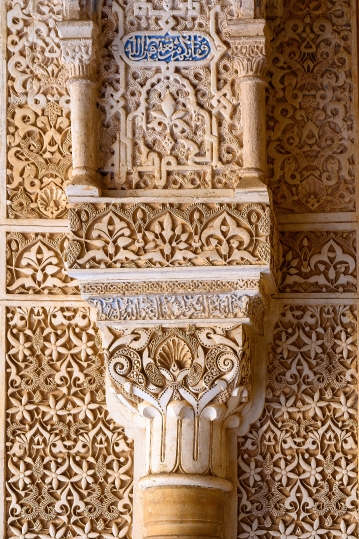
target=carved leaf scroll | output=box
[6,0,71,219]
[267,0,355,213]
[278,232,357,293]
[67,203,271,269]
[6,233,79,295]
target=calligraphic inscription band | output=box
[87,292,251,321]
[124,34,211,63]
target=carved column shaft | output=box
[57,21,100,196]
[230,24,270,184]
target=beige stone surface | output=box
[0,1,358,539]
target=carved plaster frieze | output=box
[66,202,271,269]
[82,278,270,332]
[279,231,357,294]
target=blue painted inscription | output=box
[124,34,211,63]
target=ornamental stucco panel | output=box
[5,306,133,538]
[1,0,359,537]
[98,0,245,190]
[267,0,355,213]
[238,305,358,535]
[6,0,71,220]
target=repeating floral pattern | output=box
[6,0,70,219]
[6,233,79,295]
[278,232,357,293]
[267,0,355,213]
[67,203,271,269]
[6,307,133,539]
[238,305,358,537]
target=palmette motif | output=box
[267,0,355,213]
[108,324,251,418]
[6,233,79,295]
[279,232,357,293]
[67,202,271,269]
[238,305,358,537]
[5,307,133,539]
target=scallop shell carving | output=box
[156,336,192,371]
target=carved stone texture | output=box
[238,304,358,535]
[6,0,71,219]
[67,202,271,269]
[107,324,251,474]
[6,233,79,295]
[81,278,260,295]
[230,38,267,78]
[5,306,133,539]
[267,0,355,213]
[279,231,357,293]
[97,0,245,190]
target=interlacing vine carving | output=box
[238,305,358,538]
[67,203,271,269]
[6,0,71,219]
[6,307,133,539]
[267,0,355,213]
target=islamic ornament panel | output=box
[67,202,270,269]
[238,305,358,537]
[6,0,71,220]
[267,0,355,213]
[278,231,357,294]
[98,0,244,190]
[5,306,133,539]
[6,233,79,295]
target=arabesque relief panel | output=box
[267,0,355,213]
[238,305,358,536]
[98,0,246,190]
[6,0,71,220]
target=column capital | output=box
[57,20,99,79]
[229,36,269,78]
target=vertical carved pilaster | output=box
[57,21,100,196]
[229,21,271,186]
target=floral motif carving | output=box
[6,307,133,539]
[6,233,79,295]
[67,203,271,269]
[238,305,357,536]
[6,0,71,219]
[279,232,357,293]
[267,0,355,213]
